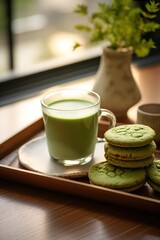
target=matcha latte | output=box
[41,89,116,166]
[43,99,99,162]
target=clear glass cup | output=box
[41,89,116,166]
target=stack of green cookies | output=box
[104,124,156,169]
[88,124,157,192]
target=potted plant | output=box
[73,0,160,120]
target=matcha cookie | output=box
[88,161,146,192]
[106,155,154,168]
[104,124,155,147]
[104,141,156,160]
[147,160,160,192]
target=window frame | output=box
[0,55,100,107]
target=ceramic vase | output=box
[93,48,141,120]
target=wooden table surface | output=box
[1,65,160,240]
[1,179,160,240]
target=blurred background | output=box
[0,0,103,75]
[0,0,159,75]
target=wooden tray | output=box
[1,118,160,215]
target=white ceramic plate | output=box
[18,136,105,178]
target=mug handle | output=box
[98,108,116,142]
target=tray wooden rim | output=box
[1,118,160,215]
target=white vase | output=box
[93,48,141,120]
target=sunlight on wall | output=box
[48,32,85,56]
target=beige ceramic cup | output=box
[137,103,160,142]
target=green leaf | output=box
[74,5,88,15]
[134,39,156,57]
[142,22,160,32]
[141,10,157,19]
[90,28,105,43]
[98,3,109,14]
[145,0,160,13]
[72,42,81,51]
[75,25,91,32]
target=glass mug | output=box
[41,89,116,166]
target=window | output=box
[0,0,159,106]
[0,0,102,106]
[1,0,102,74]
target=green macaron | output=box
[104,141,156,160]
[88,161,146,192]
[147,160,160,192]
[104,124,155,147]
[106,155,154,168]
